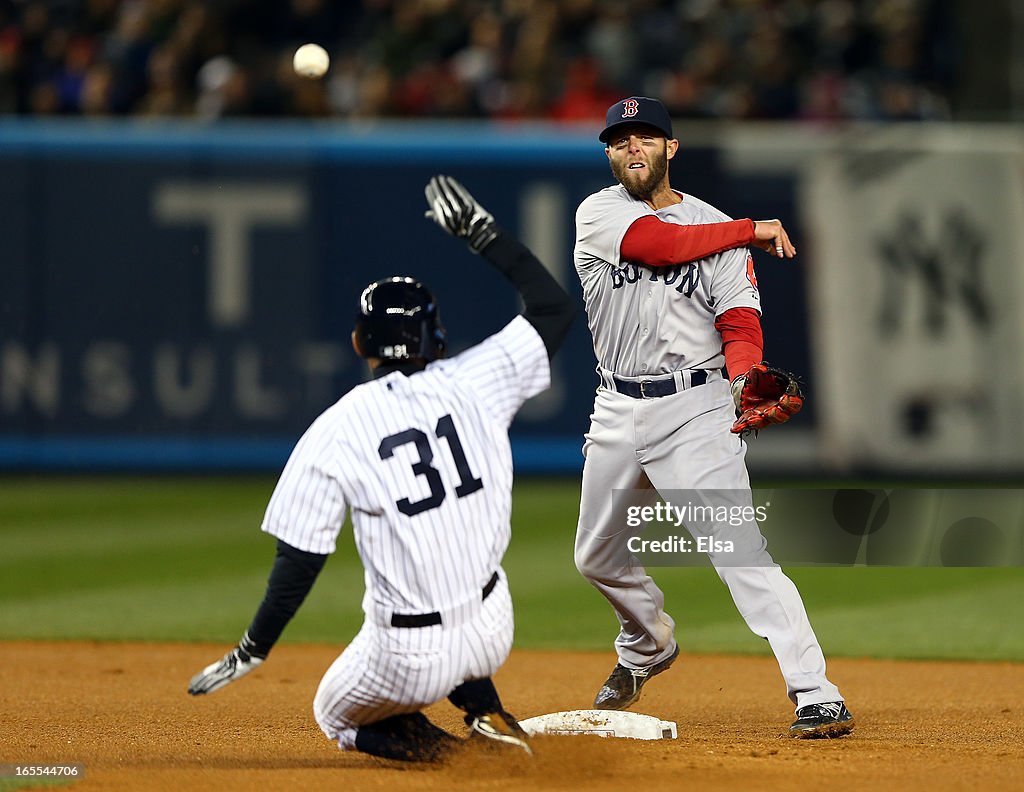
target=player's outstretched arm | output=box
[621,216,796,267]
[424,175,576,359]
[187,540,328,695]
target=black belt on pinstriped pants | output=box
[390,571,500,628]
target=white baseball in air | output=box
[293,43,329,79]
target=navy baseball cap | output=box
[599,96,673,143]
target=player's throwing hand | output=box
[752,219,797,258]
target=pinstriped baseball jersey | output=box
[575,184,761,377]
[261,315,548,617]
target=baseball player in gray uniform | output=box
[187,175,575,761]
[573,96,853,738]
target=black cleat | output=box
[790,702,855,738]
[467,711,532,755]
[593,644,679,710]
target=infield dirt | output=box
[2,641,1022,791]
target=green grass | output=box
[1,476,1022,661]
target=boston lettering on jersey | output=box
[609,261,701,297]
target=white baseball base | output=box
[518,710,677,740]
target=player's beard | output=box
[611,145,669,200]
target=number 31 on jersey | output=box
[378,414,484,516]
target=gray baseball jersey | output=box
[261,315,549,750]
[572,183,845,712]
[574,184,760,377]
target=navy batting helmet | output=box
[354,276,447,362]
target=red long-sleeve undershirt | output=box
[715,307,763,381]
[620,215,756,268]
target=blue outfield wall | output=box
[0,120,808,472]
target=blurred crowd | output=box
[0,0,956,122]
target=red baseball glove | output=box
[730,362,804,435]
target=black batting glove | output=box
[187,632,266,696]
[424,175,500,254]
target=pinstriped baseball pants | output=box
[313,573,514,750]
